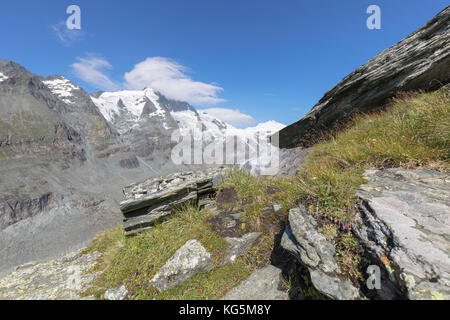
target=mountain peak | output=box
[41,76,82,105]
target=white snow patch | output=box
[0,72,8,83]
[43,78,80,104]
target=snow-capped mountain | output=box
[90,88,285,175]
[90,87,285,141]
[42,76,82,105]
[91,89,176,134]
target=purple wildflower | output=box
[342,224,352,232]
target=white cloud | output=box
[71,56,226,105]
[71,57,119,91]
[124,57,225,105]
[51,21,84,46]
[199,108,256,127]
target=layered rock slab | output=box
[354,168,450,300]
[120,167,227,236]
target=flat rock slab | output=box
[0,249,100,300]
[355,168,450,300]
[222,265,289,300]
[149,239,213,292]
[220,232,262,266]
[121,167,227,236]
[281,206,360,300]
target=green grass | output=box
[83,89,449,299]
[218,168,303,226]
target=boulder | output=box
[222,265,289,300]
[281,206,360,300]
[354,169,450,300]
[277,6,450,148]
[219,232,262,266]
[120,167,227,236]
[149,239,214,292]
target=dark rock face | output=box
[354,169,450,300]
[0,192,53,230]
[278,6,450,148]
[155,92,198,114]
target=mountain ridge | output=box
[0,59,285,273]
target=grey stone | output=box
[0,249,101,300]
[224,218,237,229]
[220,232,262,266]
[354,168,450,300]
[277,7,450,148]
[230,212,242,220]
[121,168,228,236]
[273,204,282,212]
[222,265,289,300]
[104,284,128,300]
[149,239,213,292]
[281,206,360,300]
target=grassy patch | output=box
[218,169,302,227]
[82,203,283,300]
[83,205,230,299]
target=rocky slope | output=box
[277,6,450,148]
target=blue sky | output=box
[0,0,447,127]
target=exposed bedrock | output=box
[353,168,450,300]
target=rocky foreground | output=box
[0,167,447,300]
